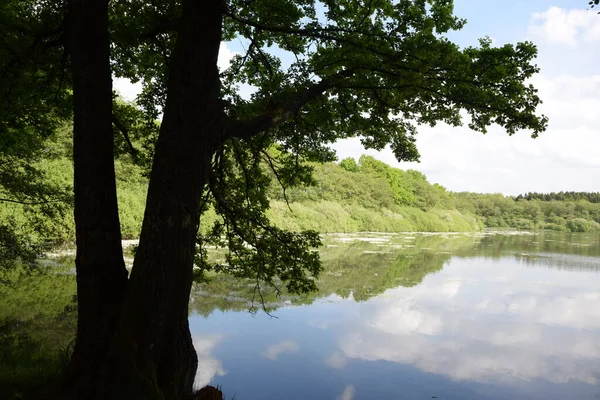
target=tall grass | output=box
[266,200,481,233]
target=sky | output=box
[114,1,600,195]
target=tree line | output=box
[454,192,600,232]
[3,139,600,273]
[515,192,600,203]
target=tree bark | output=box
[97,1,226,399]
[64,0,227,397]
[65,0,129,396]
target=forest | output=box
[2,123,599,269]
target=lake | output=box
[2,231,599,399]
[189,231,600,400]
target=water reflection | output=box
[192,335,226,389]
[336,384,355,400]
[0,263,77,398]
[334,257,600,386]
[2,232,599,399]
[262,340,300,360]
[191,232,600,399]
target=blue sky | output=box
[114,1,600,195]
[332,1,600,194]
[452,0,576,43]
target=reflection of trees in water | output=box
[189,232,600,317]
[189,234,477,315]
[452,232,600,272]
[515,253,600,272]
[313,245,453,301]
[0,265,77,398]
[456,232,600,258]
[4,232,597,325]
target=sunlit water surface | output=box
[190,232,600,400]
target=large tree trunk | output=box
[64,0,225,397]
[65,0,129,395]
[96,1,226,399]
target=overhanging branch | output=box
[224,69,354,140]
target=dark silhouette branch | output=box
[0,197,59,206]
[224,69,354,140]
[112,115,138,159]
[224,9,394,44]
[260,149,293,212]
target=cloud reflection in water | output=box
[332,258,600,386]
[193,335,226,390]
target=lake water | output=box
[189,232,600,400]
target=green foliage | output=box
[6,125,600,266]
[112,97,160,172]
[195,140,324,296]
[216,0,547,163]
[0,123,150,279]
[454,193,600,233]
[339,157,359,172]
[114,159,148,239]
[567,218,599,233]
[264,155,482,233]
[0,1,71,147]
[0,225,38,281]
[267,201,480,233]
[1,137,487,272]
[516,191,600,203]
[358,156,416,207]
[0,127,74,273]
[0,2,72,271]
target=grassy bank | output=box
[267,200,481,232]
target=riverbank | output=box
[2,136,599,260]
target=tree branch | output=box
[138,17,180,40]
[224,9,393,44]
[112,114,138,159]
[224,69,353,140]
[0,197,59,206]
[260,149,293,212]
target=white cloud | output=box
[218,42,238,71]
[331,68,600,195]
[262,339,300,360]
[193,335,226,390]
[528,7,600,46]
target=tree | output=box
[0,0,73,272]
[339,157,359,172]
[3,0,548,398]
